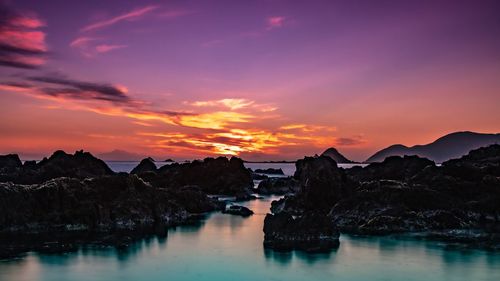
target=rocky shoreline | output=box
[263,145,500,252]
[0,151,253,259]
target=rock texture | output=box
[136,156,253,196]
[0,150,114,184]
[222,205,254,217]
[254,168,285,175]
[263,212,339,252]
[256,177,299,195]
[0,174,223,258]
[264,146,500,251]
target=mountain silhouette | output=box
[366,131,500,163]
[321,147,354,163]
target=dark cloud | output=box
[335,137,366,146]
[28,76,131,103]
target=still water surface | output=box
[1,196,499,281]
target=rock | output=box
[263,212,339,252]
[0,154,23,182]
[131,157,157,174]
[251,173,269,180]
[321,147,354,163]
[141,156,253,195]
[0,173,222,258]
[292,156,354,211]
[0,150,114,184]
[222,205,254,217]
[256,177,299,195]
[346,155,435,182]
[254,168,285,175]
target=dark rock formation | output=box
[292,156,354,211]
[256,177,299,195]
[222,205,254,217]
[321,147,354,163]
[0,154,22,179]
[0,173,223,258]
[130,157,157,174]
[263,212,339,252]
[265,146,500,251]
[333,145,500,246]
[254,168,285,175]
[137,156,253,196]
[0,150,114,184]
[346,155,435,182]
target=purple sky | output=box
[1,0,499,161]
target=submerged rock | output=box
[263,212,339,252]
[222,205,254,217]
[254,168,285,175]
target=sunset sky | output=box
[1,0,499,161]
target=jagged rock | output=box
[0,173,223,258]
[255,177,299,195]
[0,154,23,182]
[0,150,114,184]
[263,212,339,252]
[346,155,435,182]
[222,205,254,217]
[292,156,354,211]
[131,157,157,174]
[254,168,285,175]
[139,156,253,195]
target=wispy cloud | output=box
[95,44,127,53]
[187,98,255,110]
[81,5,158,32]
[70,37,126,57]
[0,3,47,69]
[266,16,286,30]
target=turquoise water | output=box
[1,196,499,281]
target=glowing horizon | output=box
[1,1,499,162]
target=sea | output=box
[1,162,499,281]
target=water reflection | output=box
[1,197,500,281]
[263,248,337,266]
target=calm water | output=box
[1,196,499,281]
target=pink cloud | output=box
[95,44,127,53]
[70,37,98,48]
[81,5,158,32]
[0,7,48,69]
[9,15,45,29]
[266,16,286,30]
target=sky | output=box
[0,0,499,161]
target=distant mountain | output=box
[321,147,354,163]
[97,150,145,161]
[366,131,500,163]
